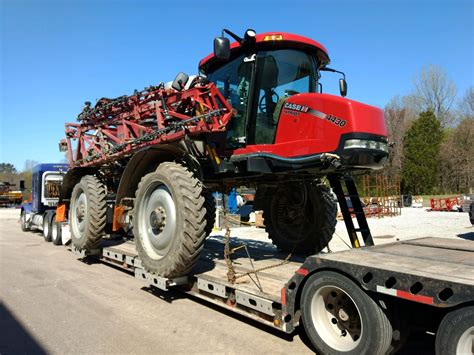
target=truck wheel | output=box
[301,271,392,355]
[258,182,336,254]
[51,217,62,246]
[70,175,107,250]
[134,162,207,278]
[42,213,52,242]
[435,306,474,355]
[21,211,30,232]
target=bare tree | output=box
[382,95,418,179]
[413,65,457,127]
[458,86,474,120]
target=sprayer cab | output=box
[199,30,388,175]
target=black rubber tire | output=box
[257,182,336,254]
[42,212,52,242]
[69,175,107,250]
[301,271,393,355]
[134,162,207,278]
[203,190,216,236]
[435,306,474,355]
[20,210,30,232]
[51,216,63,246]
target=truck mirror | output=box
[339,78,348,97]
[59,140,68,152]
[214,37,230,60]
[19,180,25,190]
[171,72,190,91]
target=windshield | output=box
[206,49,317,146]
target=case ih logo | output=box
[283,102,310,113]
[283,102,347,128]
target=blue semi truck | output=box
[20,163,69,245]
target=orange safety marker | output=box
[56,203,67,222]
[112,205,125,231]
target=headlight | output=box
[344,139,388,152]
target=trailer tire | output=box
[70,175,107,251]
[20,211,30,232]
[435,306,474,355]
[258,183,336,254]
[51,217,62,246]
[301,271,392,355]
[42,213,52,242]
[134,162,207,278]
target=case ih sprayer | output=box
[20,30,473,354]
[57,29,388,278]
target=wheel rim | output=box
[138,182,177,260]
[456,326,474,355]
[43,218,49,238]
[271,183,314,243]
[71,189,87,238]
[51,221,58,242]
[310,285,362,351]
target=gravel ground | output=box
[215,207,473,252]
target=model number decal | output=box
[283,102,347,128]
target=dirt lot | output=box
[0,207,472,354]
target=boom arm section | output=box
[61,79,233,167]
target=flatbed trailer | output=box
[69,233,474,354]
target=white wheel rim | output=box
[310,285,362,351]
[71,190,87,238]
[43,218,49,238]
[138,183,176,260]
[51,222,58,242]
[457,326,474,355]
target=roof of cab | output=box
[198,32,330,73]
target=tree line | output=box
[382,65,473,195]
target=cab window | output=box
[207,55,252,148]
[254,49,315,144]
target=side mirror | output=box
[339,78,348,97]
[214,37,230,60]
[20,180,25,190]
[59,140,68,152]
[171,72,190,91]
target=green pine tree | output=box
[401,110,443,194]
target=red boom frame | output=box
[62,81,233,168]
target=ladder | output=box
[328,174,374,248]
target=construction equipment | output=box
[56,29,388,278]
[0,182,22,207]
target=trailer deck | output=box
[71,234,474,336]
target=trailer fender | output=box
[115,145,199,205]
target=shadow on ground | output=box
[457,232,474,241]
[0,302,46,354]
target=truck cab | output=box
[199,31,389,175]
[20,163,68,244]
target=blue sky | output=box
[1,0,472,171]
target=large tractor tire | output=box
[133,162,207,278]
[69,175,107,251]
[256,182,336,254]
[301,271,393,354]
